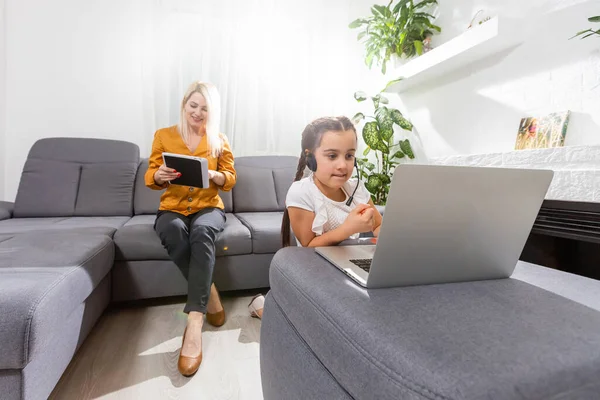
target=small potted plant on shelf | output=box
[349,0,441,74]
[352,90,415,205]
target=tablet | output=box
[162,152,209,189]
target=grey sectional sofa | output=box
[0,137,298,400]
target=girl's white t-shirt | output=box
[285,175,372,245]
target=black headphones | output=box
[306,153,360,207]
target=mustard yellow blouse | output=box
[145,125,236,215]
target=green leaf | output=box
[414,40,423,55]
[352,112,365,123]
[354,91,367,102]
[392,150,406,159]
[378,173,391,184]
[376,107,394,141]
[357,31,367,41]
[390,109,413,130]
[365,162,376,171]
[400,139,415,159]
[362,121,381,148]
[570,29,592,39]
[363,146,371,156]
[349,19,366,29]
[378,94,389,104]
[582,31,600,39]
[414,0,438,9]
[366,51,375,68]
[372,96,380,109]
[382,77,404,92]
[365,174,383,194]
[371,5,387,17]
[362,121,387,152]
[430,23,442,32]
[589,16,600,23]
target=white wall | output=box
[0,0,6,201]
[394,0,600,159]
[3,0,147,201]
[1,0,381,202]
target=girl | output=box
[248,116,383,318]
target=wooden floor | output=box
[50,294,264,400]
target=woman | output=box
[145,81,236,377]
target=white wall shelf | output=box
[385,16,522,93]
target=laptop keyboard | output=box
[350,258,372,272]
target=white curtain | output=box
[139,0,383,158]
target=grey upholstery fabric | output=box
[0,201,13,221]
[133,159,233,215]
[512,261,600,312]
[272,165,298,210]
[14,159,81,217]
[112,253,273,302]
[133,159,164,215]
[14,137,139,217]
[0,232,114,369]
[20,275,110,400]
[113,213,251,261]
[235,212,284,254]
[74,163,137,216]
[261,293,354,400]
[232,156,298,213]
[0,217,129,236]
[266,248,600,400]
[0,370,20,400]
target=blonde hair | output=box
[178,81,223,158]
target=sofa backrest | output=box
[14,138,140,218]
[232,156,298,213]
[133,159,233,215]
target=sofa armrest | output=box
[0,201,14,221]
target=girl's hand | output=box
[154,164,180,185]
[342,204,374,236]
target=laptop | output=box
[315,164,554,289]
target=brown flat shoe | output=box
[178,327,202,377]
[206,286,226,327]
[206,309,225,327]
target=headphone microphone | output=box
[345,158,360,206]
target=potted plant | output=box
[349,0,441,74]
[352,91,415,205]
[571,16,600,39]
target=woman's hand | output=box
[154,164,180,185]
[341,204,374,236]
[208,170,225,186]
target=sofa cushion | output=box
[113,213,252,260]
[14,159,81,217]
[0,217,130,236]
[0,201,14,221]
[232,156,297,213]
[0,232,114,369]
[133,159,233,215]
[13,137,139,218]
[268,248,600,400]
[236,212,284,254]
[74,163,138,216]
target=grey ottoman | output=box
[260,247,600,400]
[0,232,114,400]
